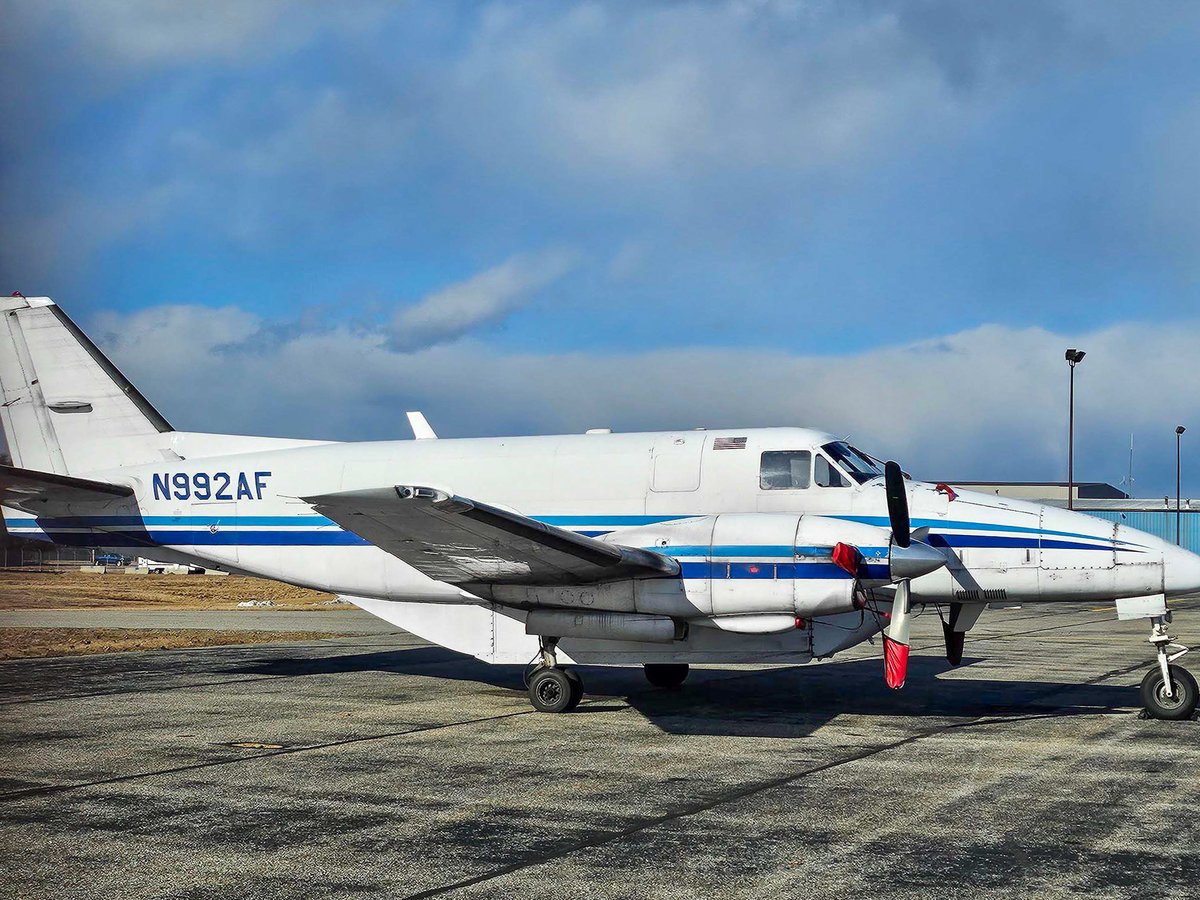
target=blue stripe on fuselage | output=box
[7,510,1138,555]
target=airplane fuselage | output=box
[9,426,1194,618]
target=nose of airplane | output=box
[1164,543,1200,598]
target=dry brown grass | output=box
[0,570,337,611]
[0,627,350,659]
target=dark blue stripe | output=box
[928,534,1120,552]
[836,514,1147,548]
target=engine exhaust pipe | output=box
[525,610,685,644]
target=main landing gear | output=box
[1142,614,1198,721]
[525,638,583,713]
[523,642,692,711]
[644,663,689,689]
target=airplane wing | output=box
[0,464,134,505]
[302,485,680,586]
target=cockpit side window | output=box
[814,454,849,488]
[760,451,811,490]
[820,441,882,484]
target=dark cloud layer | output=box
[3,2,1198,494]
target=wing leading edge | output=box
[302,485,680,586]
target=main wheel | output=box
[644,663,689,689]
[528,667,576,713]
[563,668,584,711]
[1141,665,1199,720]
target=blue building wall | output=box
[1082,510,1200,555]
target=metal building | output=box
[949,481,1198,556]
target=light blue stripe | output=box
[4,515,336,528]
[536,515,690,526]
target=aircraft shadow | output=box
[224,647,1137,739]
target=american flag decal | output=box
[712,436,748,450]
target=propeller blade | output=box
[884,460,910,549]
[942,620,965,666]
[941,601,982,666]
[883,580,912,689]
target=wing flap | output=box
[303,485,679,586]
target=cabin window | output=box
[814,454,849,487]
[760,451,811,490]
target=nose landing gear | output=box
[1142,614,1197,720]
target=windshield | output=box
[820,441,883,485]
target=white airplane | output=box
[3,295,1199,717]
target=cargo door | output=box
[646,434,704,516]
[650,435,703,493]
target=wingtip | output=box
[1,294,56,312]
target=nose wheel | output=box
[1141,665,1198,720]
[1142,614,1197,720]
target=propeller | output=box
[884,461,910,549]
[880,460,945,689]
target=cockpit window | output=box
[820,441,883,485]
[760,451,811,490]
[814,454,849,487]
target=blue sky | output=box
[2,1,1197,494]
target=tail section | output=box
[0,296,172,475]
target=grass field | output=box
[0,627,348,659]
[0,570,337,610]
[0,571,349,659]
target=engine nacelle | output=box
[603,513,889,619]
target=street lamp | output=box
[1065,349,1086,510]
[1177,425,1187,546]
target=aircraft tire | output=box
[528,667,576,713]
[564,668,584,711]
[1141,665,1199,720]
[644,663,689,689]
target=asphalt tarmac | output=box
[2,602,1199,899]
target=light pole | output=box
[1065,349,1086,510]
[1177,425,1187,546]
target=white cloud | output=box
[90,303,1200,494]
[390,250,579,351]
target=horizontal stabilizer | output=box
[0,463,133,505]
[303,485,679,586]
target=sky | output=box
[1,0,1197,495]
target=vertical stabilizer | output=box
[0,296,172,475]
